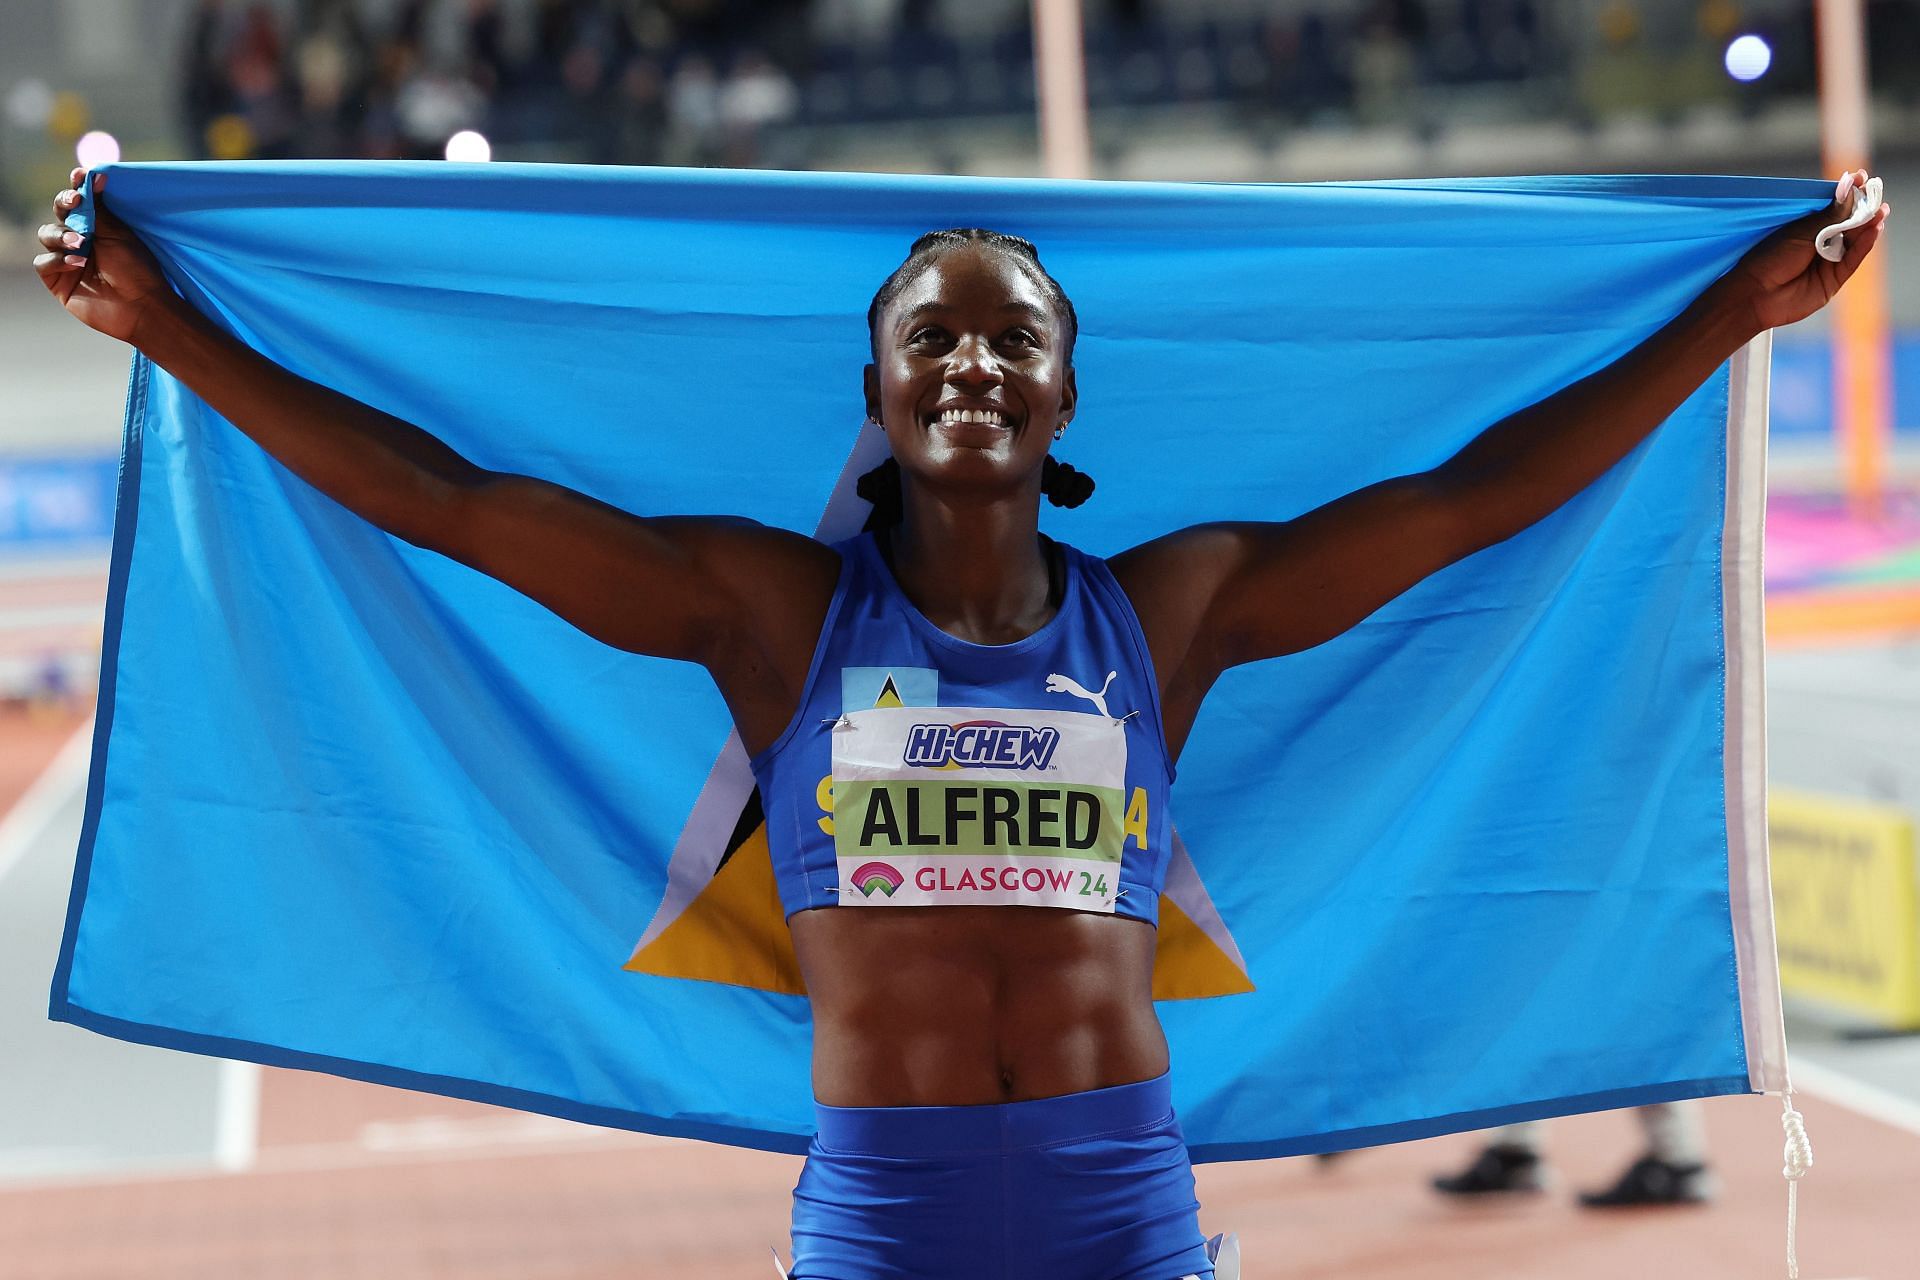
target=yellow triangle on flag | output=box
[873,675,904,708]
[624,822,806,995]
[1152,892,1256,1000]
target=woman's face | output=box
[864,243,1076,502]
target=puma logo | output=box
[1045,670,1117,719]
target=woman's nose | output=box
[945,335,1003,388]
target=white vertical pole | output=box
[214,1059,261,1172]
[1816,0,1890,518]
[1816,0,1869,164]
[1032,0,1094,179]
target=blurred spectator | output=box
[666,53,722,164]
[718,51,799,166]
[291,1,374,158]
[227,2,299,158]
[181,0,237,158]
[167,0,1834,166]
[397,58,488,159]
[1353,1,1422,127]
[1432,1103,1717,1206]
[610,53,670,165]
[1869,0,1920,104]
[1577,1,1661,125]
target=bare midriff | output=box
[789,905,1168,1108]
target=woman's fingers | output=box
[32,245,85,288]
[34,222,87,268]
[38,222,72,249]
[49,170,101,222]
[37,221,87,251]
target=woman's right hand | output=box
[34,168,170,346]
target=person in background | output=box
[1432,1101,1715,1205]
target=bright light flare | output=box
[4,78,54,130]
[445,130,491,163]
[75,130,120,169]
[1725,35,1772,82]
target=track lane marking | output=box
[1789,1058,1920,1138]
[0,717,93,887]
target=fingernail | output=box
[63,254,85,267]
[62,231,80,248]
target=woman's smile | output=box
[926,401,1020,447]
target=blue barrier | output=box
[0,456,119,554]
[1773,335,1920,440]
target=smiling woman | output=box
[854,228,1094,532]
[33,165,1888,1280]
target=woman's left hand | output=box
[1725,169,1890,334]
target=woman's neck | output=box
[885,492,1057,646]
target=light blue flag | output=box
[52,162,1814,1159]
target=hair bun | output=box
[858,454,1097,524]
[1043,457,1095,509]
[855,456,905,528]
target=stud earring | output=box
[1053,423,1067,441]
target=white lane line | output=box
[355,1111,613,1152]
[1790,1058,1920,1138]
[0,554,109,583]
[6,1119,677,1189]
[0,717,94,887]
[0,605,106,630]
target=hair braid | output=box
[865,228,1078,361]
[854,454,1093,529]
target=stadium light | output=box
[445,130,491,163]
[1724,35,1772,82]
[75,130,120,168]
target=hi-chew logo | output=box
[849,861,905,898]
[902,720,1061,770]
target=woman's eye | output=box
[909,327,948,345]
[1003,329,1038,348]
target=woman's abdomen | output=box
[790,905,1168,1107]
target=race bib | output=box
[831,705,1126,911]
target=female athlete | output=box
[37,167,1886,1280]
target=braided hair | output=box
[858,229,1093,528]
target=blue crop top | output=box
[748,531,1176,924]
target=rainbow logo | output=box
[849,861,905,898]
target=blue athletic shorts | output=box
[788,1071,1213,1280]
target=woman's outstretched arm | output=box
[1116,172,1889,721]
[34,172,836,743]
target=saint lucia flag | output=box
[53,163,1814,1159]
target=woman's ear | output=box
[1059,365,1078,427]
[863,363,882,424]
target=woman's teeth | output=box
[937,408,1006,427]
